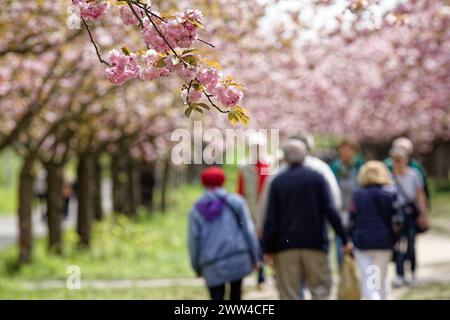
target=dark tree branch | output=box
[82,18,110,66]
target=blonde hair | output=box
[358,161,392,187]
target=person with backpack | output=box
[349,161,397,300]
[390,147,428,288]
[188,166,260,300]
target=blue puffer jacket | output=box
[350,185,397,250]
[188,188,260,287]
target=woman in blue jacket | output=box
[350,161,397,300]
[188,166,260,300]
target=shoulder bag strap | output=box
[392,174,414,204]
[219,195,257,264]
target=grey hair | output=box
[282,139,308,165]
[287,132,314,153]
[390,147,409,159]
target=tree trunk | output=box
[126,158,140,216]
[76,153,95,248]
[18,157,35,264]
[93,154,103,221]
[160,158,171,213]
[111,153,127,213]
[45,162,64,254]
[360,141,391,161]
[139,161,156,213]
[425,140,450,185]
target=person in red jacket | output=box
[237,134,270,290]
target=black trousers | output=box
[208,279,243,300]
[395,214,417,276]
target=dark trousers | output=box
[257,239,265,284]
[208,279,243,300]
[396,214,417,277]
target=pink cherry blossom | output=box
[73,0,110,21]
[105,49,139,85]
[181,89,203,103]
[196,67,222,94]
[217,85,243,108]
[177,66,197,82]
[163,56,184,73]
[119,5,141,26]
[142,18,171,53]
[139,49,169,81]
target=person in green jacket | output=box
[330,138,364,266]
[384,137,430,206]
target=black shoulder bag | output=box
[393,175,428,234]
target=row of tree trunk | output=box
[16,151,178,264]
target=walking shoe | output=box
[408,275,418,288]
[393,277,405,288]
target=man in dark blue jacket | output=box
[263,139,351,300]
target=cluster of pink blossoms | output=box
[142,10,203,53]
[217,86,244,108]
[105,49,139,85]
[119,5,142,26]
[76,1,245,112]
[140,49,169,81]
[180,66,243,108]
[73,0,110,21]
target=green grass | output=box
[430,191,450,218]
[401,282,450,300]
[0,283,209,300]
[0,184,206,281]
[0,149,20,215]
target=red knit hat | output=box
[200,166,225,188]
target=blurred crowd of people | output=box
[188,134,430,300]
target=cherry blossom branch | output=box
[141,4,182,62]
[81,18,110,67]
[125,0,167,22]
[125,0,214,48]
[202,90,229,114]
[126,1,144,29]
[198,39,215,48]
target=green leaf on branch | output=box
[192,19,205,30]
[183,55,198,67]
[184,107,193,118]
[201,58,223,70]
[171,55,180,65]
[227,105,250,126]
[135,49,148,56]
[227,112,239,125]
[196,103,210,110]
[155,57,166,68]
[192,82,206,91]
[182,49,197,56]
